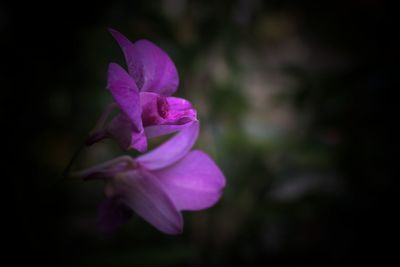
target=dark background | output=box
[2,0,397,266]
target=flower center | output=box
[157,97,169,119]
[141,93,170,126]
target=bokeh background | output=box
[3,0,396,266]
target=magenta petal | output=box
[166,96,193,110]
[143,94,197,138]
[86,102,118,146]
[112,170,183,235]
[107,114,147,152]
[109,29,179,96]
[140,92,167,126]
[137,121,199,170]
[133,40,179,95]
[74,155,135,180]
[163,96,197,124]
[154,150,226,211]
[140,92,196,128]
[144,123,193,139]
[97,197,133,233]
[107,63,142,132]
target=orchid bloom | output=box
[77,122,226,234]
[87,29,197,152]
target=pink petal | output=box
[163,96,197,124]
[107,114,147,152]
[142,93,197,138]
[109,169,183,235]
[144,124,194,139]
[109,29,179,96]
[107,63,142,132]
[154,150,226,211]
[96,197,133,233]
[140,92,168,126]
[86,102,118,146]
[166,96,193,110]
[137,121,199,170]
[74,155,135,180]
[140,92,196,129]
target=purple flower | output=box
[87,29,197,152]
[77,122,226,234]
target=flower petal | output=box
[144,124,194,139]
[154,150,226,211]
[74,155,135,180]
[109,169,183,235]
[140,92,196,128]
[109,29,179,96]
[107,63,142,132]
[140,92,168,126]
[141,93,197,138]
[96,197,133,234]
[166,96,193,110]
[107,114,147,152]
[137,121,199,170]
[163,96,197,124]
[86,102,118,146]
